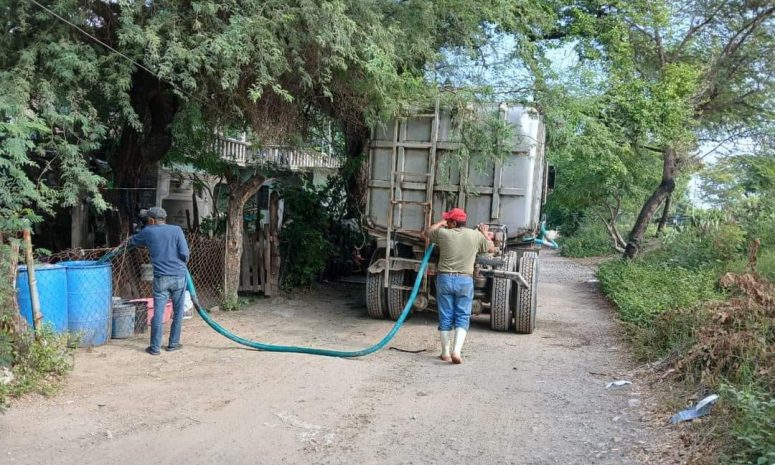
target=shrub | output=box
[656,221,747,270]
[720,384,775,465]
[597,259,719,325]
[560,219,616,258]
[601,265,773,465]
[0,244,74,411]
[277,177,364,289]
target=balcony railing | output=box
[215,137,341,170]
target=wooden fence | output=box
[238,191,281,296]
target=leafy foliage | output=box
[598,258,719,325]
[596,210,773,463]
[277,173,363,289]
[559,218,617,258]
[538,0,774,255]
[720,384,775,465]
[0,245,74,411]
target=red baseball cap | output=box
[442,208,467,222]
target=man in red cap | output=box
[422,208,496,364]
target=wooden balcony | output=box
[215,137,341,170]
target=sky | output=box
[437,32,761,208]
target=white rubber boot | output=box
[451,328,467,364]
[439,331,452,362]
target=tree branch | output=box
[719,6,775,61]
[638,144,664,153]
[654,27,666,66]
[674,4,725,57]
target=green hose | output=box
[183,244,435,357]
[101,241,434,357]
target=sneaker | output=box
[145,346,160,356]
[165,344,182,352]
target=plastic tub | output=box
[128,298,173,325]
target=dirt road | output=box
[1,252,673,465]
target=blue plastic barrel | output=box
[60,261,112,347]
[16,264,68,334]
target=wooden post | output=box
[8,239,25,333]
[268,192,281,296]
[22,228,43,333]
[262,224,272,296]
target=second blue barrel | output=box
[61,261,112,347]
[16,264,68,333]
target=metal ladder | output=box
[383,99,440,294]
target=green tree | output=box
[699,136,775,247]
[540,0,774,258]
[2,0,540,301]
[544,88,663,251]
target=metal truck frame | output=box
[364,101,549,334]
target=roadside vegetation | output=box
[0,245,74,411]
[552,151,774,464]
[1,6,771,463]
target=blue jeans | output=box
[151,274,187,351]
[436,274,474,331]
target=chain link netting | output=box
[46,233,225,312]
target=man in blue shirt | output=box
[128,207,190,355]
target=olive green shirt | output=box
[428,227,490,275]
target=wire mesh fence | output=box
[46,233,225,311]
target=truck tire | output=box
[514,252,539,334]
[387,270,409,321]
[366,249,388,319]
[490,251,517,331]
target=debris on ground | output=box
[0,367,13,385]
[606,380,632,389]
[670,394,719,424]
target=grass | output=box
[720,384,775,465]
[597,259,719,326]
[559,220,618,258]
[0,324,74,411]
[592,226,773,464]
[0,245,74,412]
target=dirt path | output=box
[1,252,675,465]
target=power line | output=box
[28,0,188,97]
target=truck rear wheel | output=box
[387,270,410,321]
[514,252,539,334]
[490,251,517,331]
[366,249,388,319]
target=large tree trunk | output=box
[108,70,178,242]
[625,147,678,258]
[223,172,266,304]
[191,189,200,233]
[656,194,672,235]
[343,120,370,217]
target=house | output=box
[155,137,341,233]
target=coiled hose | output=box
[102,243,435,358]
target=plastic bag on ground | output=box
[670,394,719,424]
